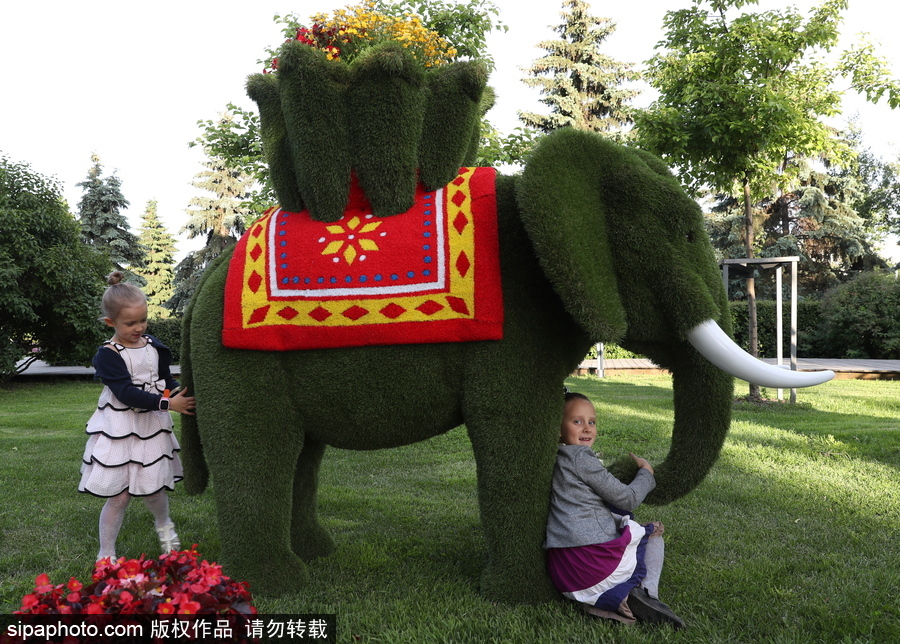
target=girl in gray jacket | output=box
[545,392,684,628]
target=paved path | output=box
[576,357,900,379]
[13,360,181,377]
[14,358,900,380]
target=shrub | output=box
[147,318,183,364]
[817,271,900,359]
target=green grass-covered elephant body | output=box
[179,128,763,602]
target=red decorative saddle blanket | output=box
[223,167,504,350]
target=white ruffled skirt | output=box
[78,386,182,497]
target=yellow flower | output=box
[295,0,456,67]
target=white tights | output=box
[97,490,172,560]
[641,534,664,599]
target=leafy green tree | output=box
[635,0,899,396]
[519,0,640,139]
[475,123,539,167]
[378,0,505,67]
[168,151,254,315]
[854,147,900,244]
[137,200,177,319]
[76,154,146,282]
[0,154,109,380]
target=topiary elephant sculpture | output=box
[178,42,832,602]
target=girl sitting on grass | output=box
[544,391,685,629]
[78,272,195,562]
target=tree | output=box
[475,123,539,167]
[635,0,900,397]
[190,106,273,216]
[707,154,889,297]
[854,147,900,245]
[518,0,640,138]
[0,154,110,380]
[168,151,254,314]
[76,154,146,282]
[137,200,177,319]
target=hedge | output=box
[728,300,825,359]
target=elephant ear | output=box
[516,128,627,343]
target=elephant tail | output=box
[177,261,216,496]
[179,415,208,494]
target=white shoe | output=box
[155,522,181,554]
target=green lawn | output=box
[1,376,898,643]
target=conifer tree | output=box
[76,154,146,281]
[707,157,889,297]
[169,151,254,314]
[137,200,177,319]
[518,0,640,138]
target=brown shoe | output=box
[582,603,636,625]
[627,587,686,630]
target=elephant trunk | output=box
[634,342,735,505]
[616,319,833,504]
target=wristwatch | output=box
[159,397,170,411]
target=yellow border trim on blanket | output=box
[238,170,479,329]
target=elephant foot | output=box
[225,551,310,597]
[479,562,561,604]
[291,523,337,561]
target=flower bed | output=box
[16,547,256,615]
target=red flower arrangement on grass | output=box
[16,546,256,616]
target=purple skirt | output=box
[547,520,652,611]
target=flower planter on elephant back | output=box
[246,40,489,222]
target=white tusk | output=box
[687,319,834,388]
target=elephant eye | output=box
[686,231,695,243]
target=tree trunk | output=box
[743,178,760,399]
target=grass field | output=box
[1,375,898,643]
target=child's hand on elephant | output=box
[629,452,654,474]
[170,388,196,415]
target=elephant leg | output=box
[290,436,336,560]
[206,429,309,595]
[195,362,310,594]
[464,383,563,604]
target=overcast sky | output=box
[2,0,898,260]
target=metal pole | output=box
[790,259,798,404]
[776,266,783,401]
[596,343,605,378]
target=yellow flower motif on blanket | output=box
[320,215,383,265]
